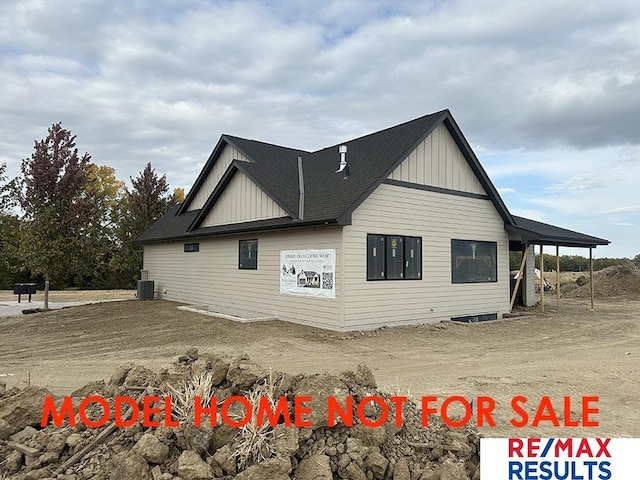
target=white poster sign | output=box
[280,249,336,298]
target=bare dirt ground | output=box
[1,294,638,439]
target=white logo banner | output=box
[280,249,336,299]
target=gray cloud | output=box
[1,0,639,228]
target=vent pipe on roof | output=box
[336,145,349,179]
[297,156,304,220]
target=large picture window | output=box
[367,234,422,281]
[239,239,258,269]
[451,239,497,283]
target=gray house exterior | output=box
[139,110,609,330]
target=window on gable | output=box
[367,234,422,281]
[451,239,497,283]
[184,243,199,252]
[239,239,258,270]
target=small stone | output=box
[297,454,332,480]
[346,462,368,480]
[46,433,67,455]
[364,451,388,479]
[233,457,291,480]
[108,363,135,387]
[66,433,83,449]
[4,450,24,475]
[133,433,170,465]
[0,387,52,433]
[226,354,264,389]
[393,458,410,480]
[438,458,469,480]
[108,452,150,480]
[39,450,60,464]
[0,417,13,440]
[177,450,213,480]
[212,444,236,475]
[273,424,299,457]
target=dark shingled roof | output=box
[138,110,610,249]
[507,216,610,248]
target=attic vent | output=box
[336,145,349,179]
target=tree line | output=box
[509,251,640,273]
[0,123,183,290]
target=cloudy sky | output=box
[1,0,639,257]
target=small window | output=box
[367,234,422,281]
[184,243,199,252]
[451,239,497,283]
[239,239,258,269]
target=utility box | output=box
[137,280,155,300]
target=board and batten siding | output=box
[143,227,344,329]
[187,145,249,211]
[201,171,288,227]
[342,183,510,329]
[388,124,486,195]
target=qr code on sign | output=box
[322,273,334,290]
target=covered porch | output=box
[506,216,610,312]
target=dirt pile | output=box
[562,262,640,299]
[0,350,480,480]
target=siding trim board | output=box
[383,179,491,201]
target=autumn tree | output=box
[113,163,180,286]
[0,163,24,288]
[17,123,98,306]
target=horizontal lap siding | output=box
[143,227,343,329]
[343,183,509,329]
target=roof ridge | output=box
[222,134,310,154]
[310,109,449,154]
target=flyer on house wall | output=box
[280,249,336,298]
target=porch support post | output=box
[589,247,595,310]
[540,244,544,313]
[556,245,561,312]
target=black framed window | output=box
[367,234,422,281]
[239,239,258,269]
[184,243,199,252]
[404,237,422,280]
[451,239,497,283]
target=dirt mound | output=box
[563,262,640,299]
[0,350,480,480]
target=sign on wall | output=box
[280,249,336,299]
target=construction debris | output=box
[563,262,640,299]
[0,350,480,479]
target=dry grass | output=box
[166,371,217,423]
[231,370,282,469]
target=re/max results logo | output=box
[481,438,640,479]
[508,439,611,479]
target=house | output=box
[297,271,320,287]
[139,110,609,330]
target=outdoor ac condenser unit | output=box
[137,280,155,300]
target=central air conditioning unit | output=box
[137,280,155,300]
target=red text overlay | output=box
[41,395,600,429]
